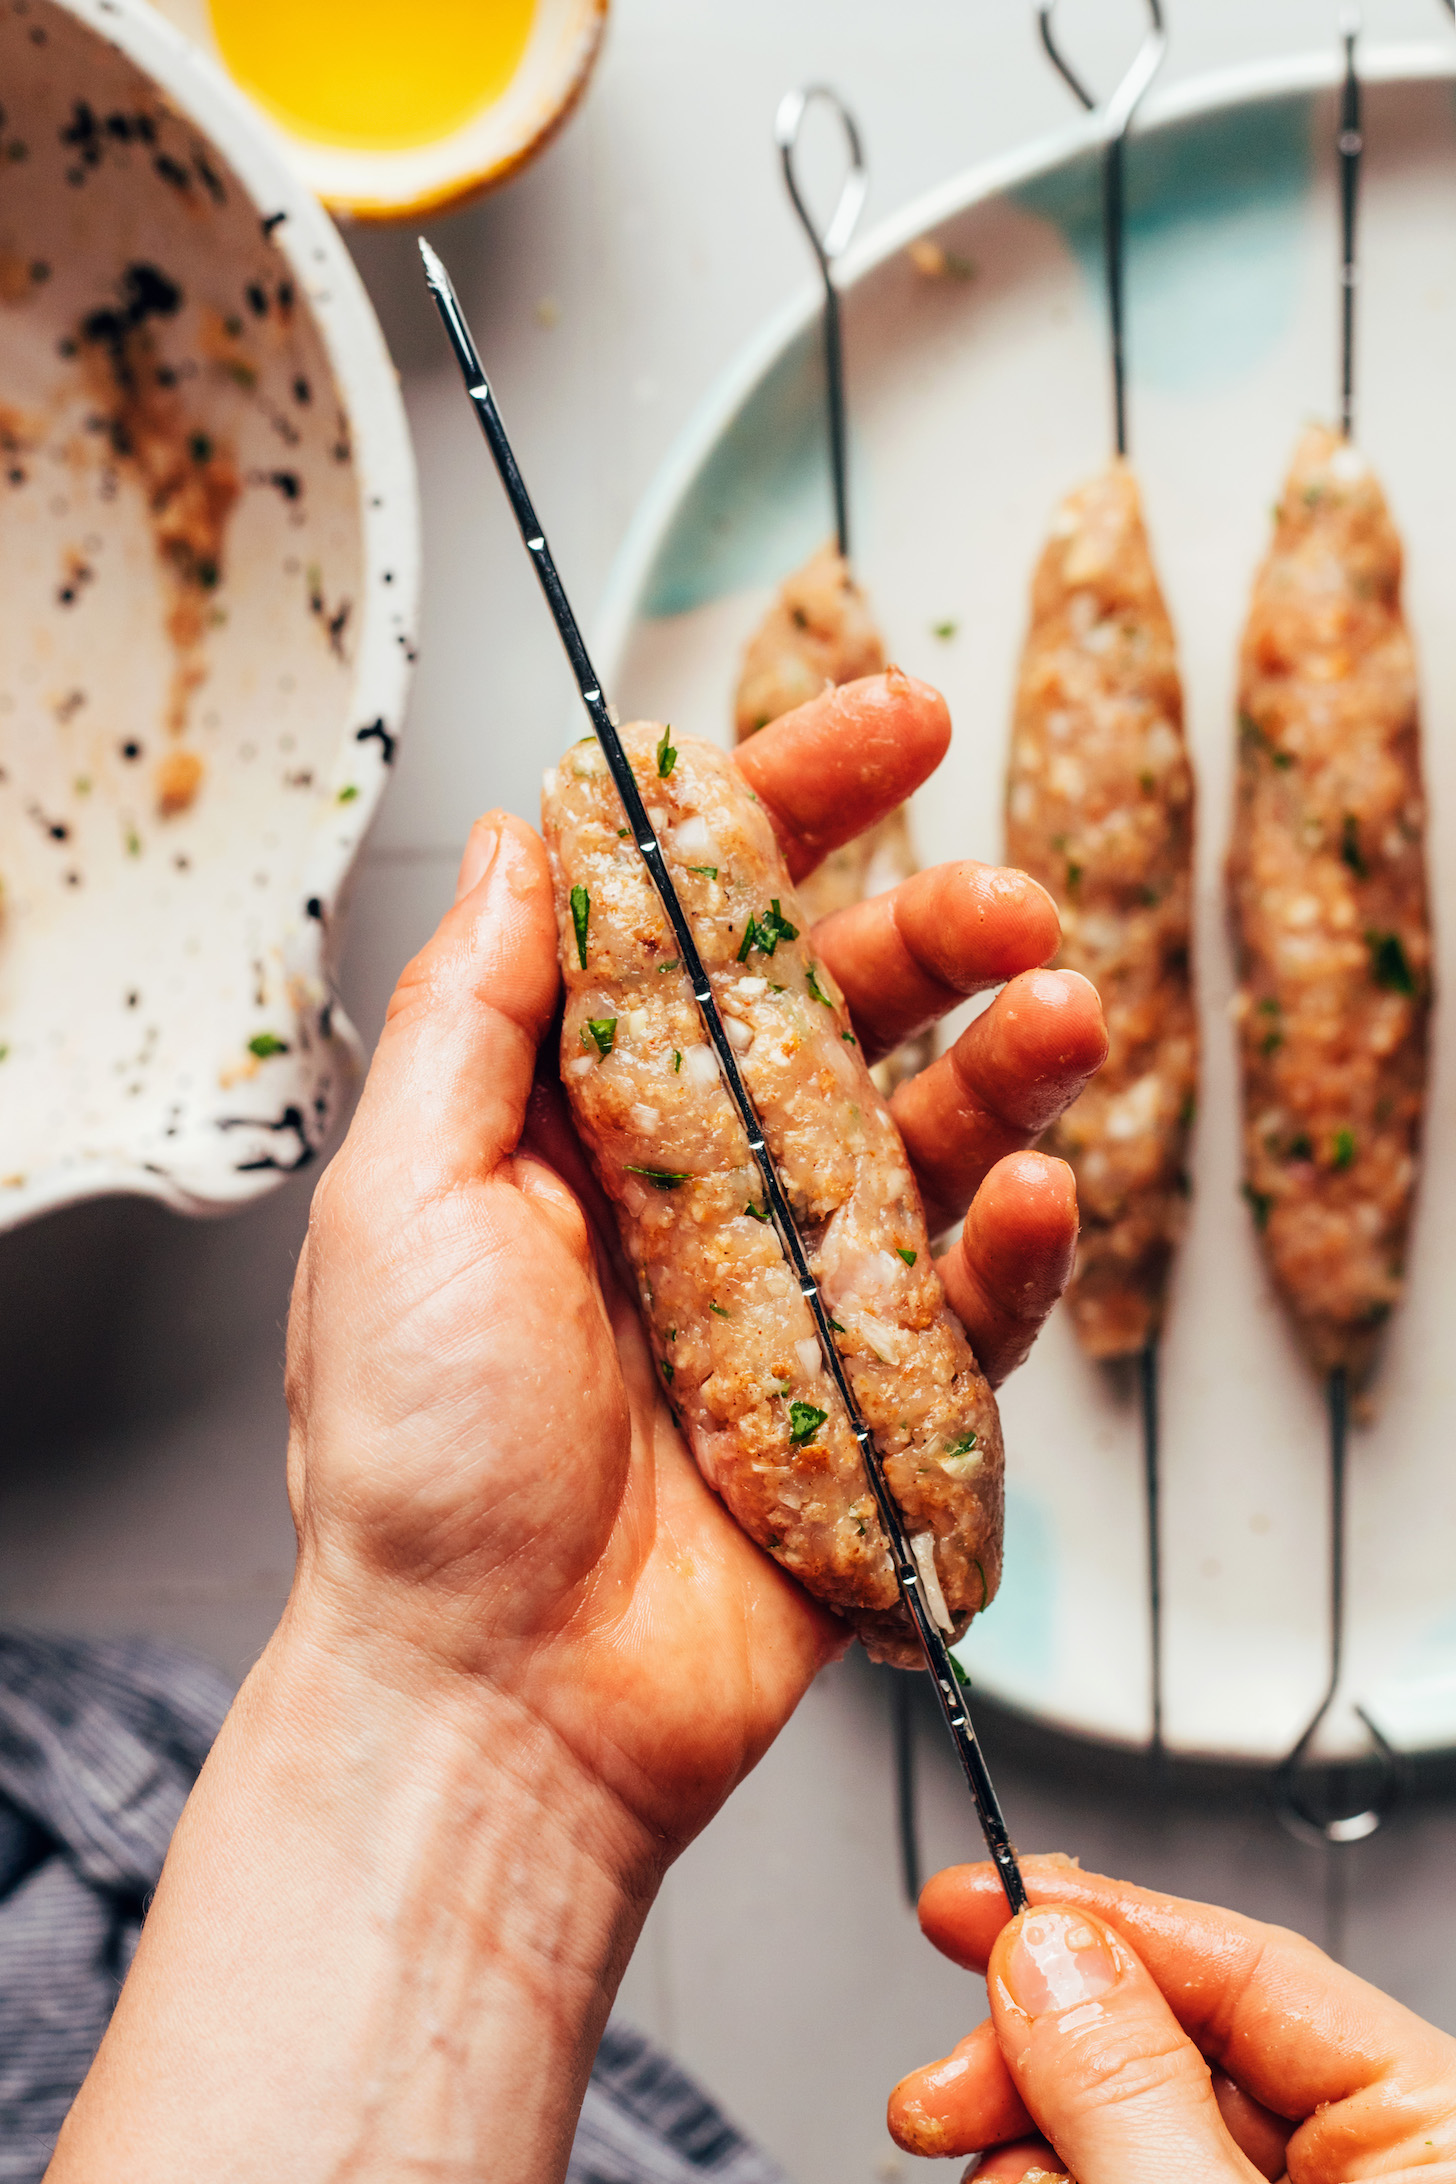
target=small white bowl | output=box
[0,0,419,1234]
[146,0,609,221]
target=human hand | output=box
[889,1855,1456,2183]
[52,679,1108,2182]
[285,672,1107,1862]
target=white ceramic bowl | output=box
[145,0,609,221]
[0,0,419,1233]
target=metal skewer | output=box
[1039,0,1169,1763]
[1337,7,1362,441]
[1271,12,1400,1887]
[1037,0,1166,458]
[778,83,921,1904]
[776,86,867,560]
[419,238,1028,1919]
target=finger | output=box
[918,1857,1450,2131]
[937,1155,1078,1386]
[889,2020,1034,2157]
[987,1906,1259,2184]
[813,861,1061,1059]
[974,2138,1071,2182]
[733,669,950,880]
[343,812,559,1191]
[1212,2072,1293,2182]
[893,972,1106,1230]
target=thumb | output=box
[343,810,560,1191]
[987,1907,1263,2184]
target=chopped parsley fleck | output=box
[1139,770,1156,794]
[945,1431,978,1457]
[788,1401,828,1447]
[931,618,959,641]
[1341,814,1367,878]
[1287,1134,1313,1162]
[1179,1092,1197,1128]
[689,864,718,879]
[337,783,360,803]
[841,1030,856,1045]
[1243,1183,1273,1231]
[657,958,680,973]
[661,1358,675,1384]
[1066,861,1083,890]
[625,1164,691,1190]
[582,1016,617,1057]
[617,827,629,838]
[1332,1127,1357,1170]
[895,1247,917,1267]
[744,1201,771,1222]
[673,1049,682,1072]
[805,964,833,1007]
[656,724,677,778]
[828,1316,846,1334]
[709,1301,729,1318]
[1257,996,1281,1015]
[569,884,590,968]
[1240,712,1293,769]
[737,898,798,961]
[248,1032,288,1059]
[1261,1030,1284,1058]
[1367,930,1416,995]
[950,1654,971,1688]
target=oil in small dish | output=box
[208,0,537,151]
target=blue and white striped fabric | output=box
[0,1631,790,2184]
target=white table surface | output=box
[5,5,1456,2179]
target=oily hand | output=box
[282,674,1107,1855]
[890,1856,1456,2184]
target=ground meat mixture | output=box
[1006,462,1197,1358]
[734,542,926,1090]
[1230,426,1430,1383]
[543,722,1003,1666]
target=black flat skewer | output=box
[419,238,1027,1918]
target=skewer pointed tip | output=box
[417,235,450,292]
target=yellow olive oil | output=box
[209,0,536,151]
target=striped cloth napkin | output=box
[0,1630,788,2184]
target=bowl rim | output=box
[5,0,422,1235]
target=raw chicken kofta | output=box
[735,544,926,1086]
[542,720,1002,1666]
[1005,462,1197,1359]
[1231,425,1431,1382]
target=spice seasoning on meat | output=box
[1230,426,1431,1382]
[734,542,928,1090]
[543,723,1003,1666]
[1006,462,1198,1358]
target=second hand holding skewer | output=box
[418,238,1029,1920]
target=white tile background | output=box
[5,6,1456,2180]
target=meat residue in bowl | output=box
[76,262,241,814]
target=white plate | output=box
[598,47,1456,1763]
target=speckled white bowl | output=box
[0,0,418,1233]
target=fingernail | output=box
[1003,1909,1118,2018]
[455,822,500,903]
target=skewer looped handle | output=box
[775,86,868,559]
[1273,1368,1400,1845]
[1036,0,1167,457]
